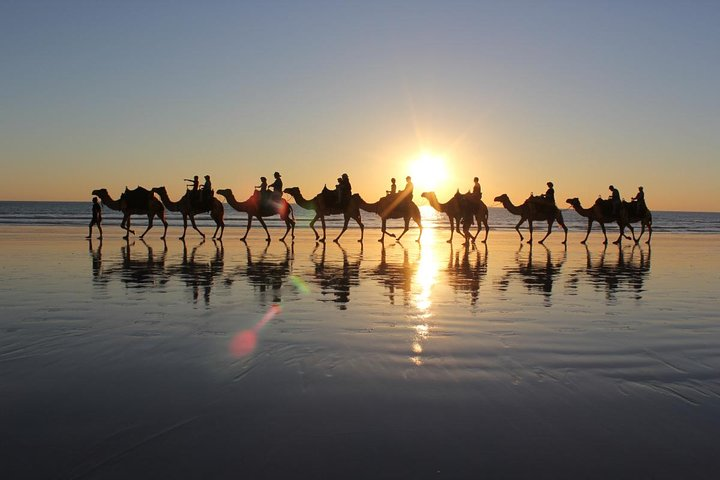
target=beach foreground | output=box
[1,226,719,479]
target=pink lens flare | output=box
[230,304,282,357]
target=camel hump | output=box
[122,186,153,208]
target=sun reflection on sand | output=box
[409,229,440,365]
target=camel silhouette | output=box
[566,197,631,245]
[92,187,168,240]
[494,194,567,244]
[357,194,422,243]
[152,186,225,240]
[618,200,653,244]
[421,191,489,244]
[216,189,295,242]
[283,186,364,243]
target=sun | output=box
[408,152,449,192]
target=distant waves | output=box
[0,201,718,233]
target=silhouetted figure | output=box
[632,186,646,214]
[201,175,212,205]
[337,173,352,207]
[270,171,283,200]
[402,176,414,203]
[256,176,268,194]
[87,197,103,239]
[609,185,621,215]
[185,175,199,192]
[542,181,556,206]
[386,178,397,195]
[472,177,482,199]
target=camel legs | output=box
[396,217,411,241]
[138,213,155,239]
[415,214,423,243]
[527,220,534,244]
[480,215,489,243]
[356,215,364,243]
[309,214,321,241]
[600,222,609,245]
[581,219,593,244]
[615,223,634,244]
[334,215,351,242]
[319,216,327,243]
[447,215,455,243]
[379,219,396,242]
[188,214,206,240]
[257,216,271,242]
[211,212,224,240]
[241,215,253,241]
[280,218,292,242]
[538,220,554,245]
[514,218,525,242]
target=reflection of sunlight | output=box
[409,229,440,365]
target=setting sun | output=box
[408,152,449,193]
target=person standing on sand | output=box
[87,197,102,240]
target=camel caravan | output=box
[90,175,652,245]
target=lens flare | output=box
[289,275,310,294]
[230,304,282,357]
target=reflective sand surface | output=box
[1,226,719,479]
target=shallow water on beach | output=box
[1,226,719,479]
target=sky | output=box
[1,0,718,211]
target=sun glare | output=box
[408,152,448,193]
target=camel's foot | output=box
[646,240,650,245]
[179,236,185,240]
[357,239,362,243]
[602,241,608,245]
[378,238,384,243]
[240,237,248,242]
[333,237,340,243]
[318,238,326,243]
[123,235,130,240]
[612,240,620,245]
[97,236,103,240]
[527,240,533,244]
[562,240,567,245]
[85,236,91,239]
[266,238,271,243]
[581,240,587,244]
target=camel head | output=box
[283,186,300,196]
[151,186,167,195]
[420,192,436,201]
[92,188,108,198]
[566,198,580,208]
[493,194,509,203]
[216,188,232,199]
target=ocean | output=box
[0,200,718,234]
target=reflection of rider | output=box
[386,178,396,196]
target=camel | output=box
[421,191,489,244]
[493,194,567,244]
[92,187,168,240]
[618,200,653,244]
[152,186,225,240]
[216,189,295,242]
[357,193,422,242]
[566,197,628,245]
[283,186,364,243]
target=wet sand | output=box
[1,226,719,479]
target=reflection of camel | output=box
[446,243,487,306]
[283,186,364,243]
[357,194,423,243]
[92,188,168,239]
[619,201,653,245]
[152,186,225,240]
[166,239,225,305]
[310,242,362,308]
[570,244,651,301]
[95,238,169,287]
[496,244,566,305]
[494,194,567,244]
[566,197,627,245]
[232,241,292,304]
[367,243,417,306]
[216,189,295,242]
[421,191,489,244]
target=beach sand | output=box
[1,225,719,479]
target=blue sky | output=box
[1,1,718,210]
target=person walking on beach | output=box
[386,178,397,196]
[87,197,102,240]
[609,185,621,215]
